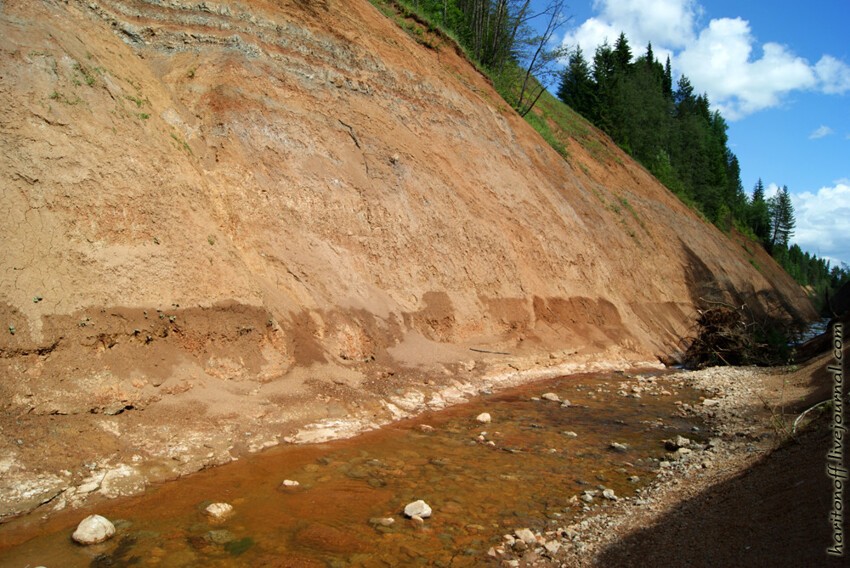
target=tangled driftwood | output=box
[683,303,795,369]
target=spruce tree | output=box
[663,56,673,98]
[557,46,596,118]
[768,185,796,250]
[591,41,617,133]
[613,32,632,71]
[749,179,771,243]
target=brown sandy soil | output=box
[0,0,816,523]
[491,347,848,567]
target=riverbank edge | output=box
[497,363,826,567]
[0,352,664,526]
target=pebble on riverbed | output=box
[609,442,629,452]
[72,514,116,545]
[204,502,234,521]
[281,479,300,487]
[514,528,537,545]
[369,517,395,527]
[403,500,432,518]
[475,412,491,423]
[541,392,560,402]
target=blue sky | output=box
[553,0,850,266]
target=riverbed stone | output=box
[404,500,432,518]
[369,516,395,527]
[72,514,116,545]
[205,502,234,520]
[475,412,491,423]
[609,442,628,452]
[541,393,560,402]
[281,479,300,487]
[205,529,236,544]
[515,528,537,544]
[602,488,617,500]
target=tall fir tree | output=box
[768,185,796,250]
[613,32,632,71]
[557,46,596,118]
[662,56,673,98]
[749,179,771,243]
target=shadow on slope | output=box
[596,355,848,567]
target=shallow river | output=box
[0,371,704,567]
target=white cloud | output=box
[594,0,700,49]
[815,55,850,94]
[791,183,850,264]
[560,0,849,120]
[765,182,781,199]
[809,125,834,139]
[562,0,699,61]
[673,18,815,119]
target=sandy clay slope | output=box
[0,0,815,519]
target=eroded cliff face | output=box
[0,0,814,519]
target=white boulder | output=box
[205,502,234,520]
[72,514,116,545]
[403,500,432,518]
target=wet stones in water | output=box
[369,517,395,527]
[476,412,491,424]
[280,479,301,491]
[404,500,432,518]
[205,529,236,544]
[224,537,254,556]
[205,502,234,521]
[541,393,560,402]
[602,488,617,501]
[419,424,435,433]
[609,442,628,452]
[72,514,116,545]
[297,523,367,553]
[90,536,139,567]
[562,431,578,438]
[345,465,371,480]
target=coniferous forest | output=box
[557,33,849,309]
